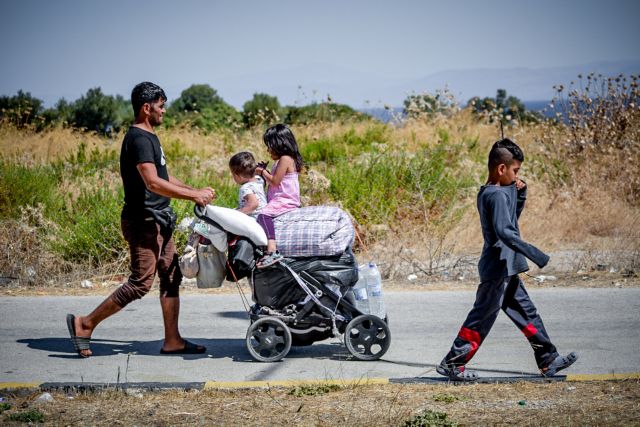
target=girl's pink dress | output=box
[261,160,300,217]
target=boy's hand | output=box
[516,178,527,190]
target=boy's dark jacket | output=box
[477,183,549,282]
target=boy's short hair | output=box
[488,138,524,170]
[131,82,167,118]
[229,152,257,178]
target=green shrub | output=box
[287,383,342,397]
[300,124,389,165]
[8,408,45,423]
[326,143,474,226]
[52,187,125,265]
[56,142,119,178]
[403,410,457,427]
[284,102,369,125]
[0,161,62,219]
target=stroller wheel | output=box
[246,317,292,362]
[344,314,391,361]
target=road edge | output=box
[1,373,639,392]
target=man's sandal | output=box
[541,352,579,377]
[436,361,478,382]
[66,314,91,358]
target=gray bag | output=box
[196,244,227,288]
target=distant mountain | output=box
[394,60,640,105]
[213,60,639,109]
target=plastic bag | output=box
[196,244,227,288]
[179,245,199,279]
[226,237,260,281]
[191,218,228,252]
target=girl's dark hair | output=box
[263,124,304,172]
[229,151,257,177]
[488,138,524,170]
[131,82,167,118]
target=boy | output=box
[229,151,267,218]
[437,139,578,381]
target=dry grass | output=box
[1,381,638,426]
[1,114,639,286]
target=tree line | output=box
[0,83,538,135]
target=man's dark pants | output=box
[111,217,181,307]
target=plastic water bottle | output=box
[365,262,386,319]
[351,265,370,315]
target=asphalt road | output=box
[1,288,639,384]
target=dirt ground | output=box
[1,380,638,426]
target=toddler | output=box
[229,151,267,219]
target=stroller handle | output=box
[194,204,207,219]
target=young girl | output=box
[255,124,304,268]
[229,151,267,219]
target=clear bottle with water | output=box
[364,262,386,319]
[351,264,370,315]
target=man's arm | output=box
[169,175,193,190]
[137,162,214,206]
[489,192,549,268]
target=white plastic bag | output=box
[179,245,199,279]
[191,219,228,252]
[196,244,227,288]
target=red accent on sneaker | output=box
[458,327,481,362]
[522,323,538,338]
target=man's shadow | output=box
[18,337,254,361]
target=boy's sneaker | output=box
[436,360,478,382]
[541,352,579,377]
[257,251,283,269]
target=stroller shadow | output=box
[215,311,250,320]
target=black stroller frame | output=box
[194,205,391,362]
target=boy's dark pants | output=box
[443,275,559,369]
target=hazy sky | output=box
[1,0,639,107]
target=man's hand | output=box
[193,187,215,206]
[515,178,527,190]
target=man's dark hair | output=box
[131,82,167,118]
[488,138,524,170]
[229,151,257,177]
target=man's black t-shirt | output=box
[120,126,170,219]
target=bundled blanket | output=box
[273,206,354,257]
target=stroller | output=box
[193,205,391,362]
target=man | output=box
[66,82,215,357]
